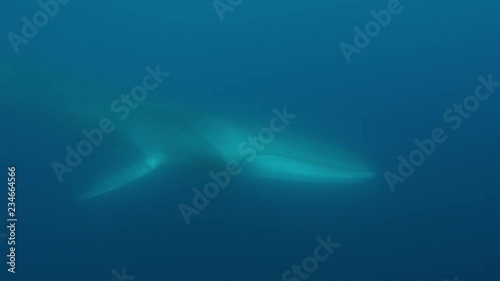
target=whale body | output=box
[0,61,374,200]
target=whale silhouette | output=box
[1,61,374,200]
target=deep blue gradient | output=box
[0,0,499,280]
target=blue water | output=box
[0,0,499,280]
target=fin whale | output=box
[1,61,374,200]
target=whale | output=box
[0,61,374,200]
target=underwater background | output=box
[0,0,499,280]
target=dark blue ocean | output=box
[0,0,499,280]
